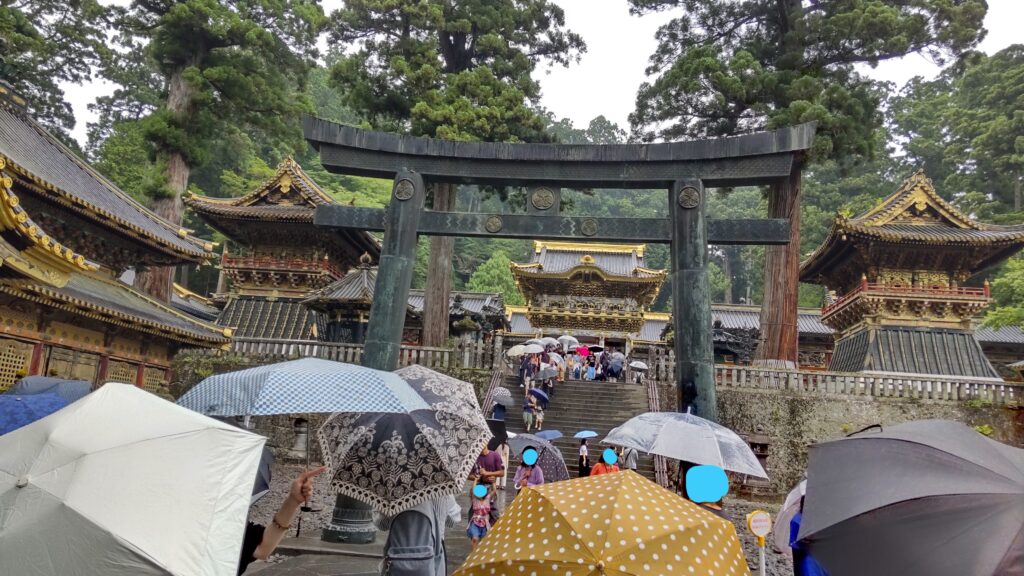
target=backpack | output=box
[382,507,444,576]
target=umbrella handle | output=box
[846,423,883,437]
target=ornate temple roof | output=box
[218,296,316,341]
[407,290,505,318]
[828,326,1000,379]
[302,254,378,310]
[801,171,1024,290]
[185,157,380,261]
[0,155,228,346]
[0,86,214,263]
[171,283,220,321]
[511,241,666,306]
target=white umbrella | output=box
[541,337,559,347]
[0,383,265,576]
[604,411,768,478]
[506,344,526,357]
[522,343,544,354]
[628,360,649,371]
[524,339,544,346]
[557,335,579,349]
[546,352,565,366]
[772,479,806,555]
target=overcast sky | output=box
[66,0,1023,146]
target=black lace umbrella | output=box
[317,365,491,516]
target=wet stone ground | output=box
[250,462,794,576]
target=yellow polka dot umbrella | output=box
[454,470,751,576]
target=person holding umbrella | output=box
[578,438,591,478]
[790,497,829,576]
[513,447,545,492]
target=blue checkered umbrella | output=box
[176,357,427,417]
[318,365,491,516]
[0,393,68,435]
[6,377,91,403]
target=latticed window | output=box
[142,366,166,393]
[106,360,137,385]
[46,348,99,384]
[0,338,33,392]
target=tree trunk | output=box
[1015,170,1021,212]
[754,166,801,368]
[721,249,733,304]
[133,66,194,303]
[421,183,456,347]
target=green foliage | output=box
[984,257,1024,329]
[466,251,525,306]
[629,0,987,164]
[973,424,994,437]
[91,0,326,207]
[892,45,1024,216]
[328,0,585,142]
[0,0,110,139]
[92,120,161,203]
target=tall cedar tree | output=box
[104,0,325,301]
[0,0,110,141]
[629,0,986,365]
[329,0,584,346]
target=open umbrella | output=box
[604,411,768,478]
[318,365,491,516]
[524,339,544,346]
[772,479,806,556]
[0,383,265,576]
[0,394,68,435]
[576,346,590,357]
[251,446,275,505]
[541,337,559,347]
[487,419,508,442]
[454,470,751,576]
[574,430,598,439]
[528,387,549,407]
[798,420,1024,576]
[629,360,649,371]
[177,357,420,417]
[534,429,562,441]
[505,344,526,357]
[557,335,579,349]
[536,366,558,380]
[610,351,626,361]
[507,433,569,482]
[587,345,604,353]
[491,386,514,407]
[546,352,564,366]
[6,376,91,403]
[522,343,544,354]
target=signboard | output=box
[747,510,772,538]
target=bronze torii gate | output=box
[305,117,814,420]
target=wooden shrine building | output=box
[185,158,380,340]
[801,171,1024,379]
[303,253,507,345]
[510,241,666,344]
[0,83,229,391]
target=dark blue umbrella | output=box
[535,430,562,441]
[528,387,549,407]
[6,376,91,403]
[0,393,68,435]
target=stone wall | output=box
[659,383,1023,494]
[170,349,495,463]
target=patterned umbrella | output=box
[508,433,569,482]
[176,357,424,417]
[317,365,491,516]
[0,394,67,435]
[6,377,91,403]
[491,386,514,407]
[454,471,751,576]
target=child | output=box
[522,396,535,432]
[534,402,544,431]
[467,484,491,549]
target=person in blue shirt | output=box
[790,498,829,576]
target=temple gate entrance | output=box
[305,117,814,420]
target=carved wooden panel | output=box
[142,366,166,393]
[107,360,137,385]
[0,338,32,391]
[45,347,99,384]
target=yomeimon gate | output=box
[306,117,814,420]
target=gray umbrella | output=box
[508,433,570,483]
[798,420,1024,576]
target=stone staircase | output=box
[499,376,656,480]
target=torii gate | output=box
[305,117,814,420]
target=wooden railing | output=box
[226,337,499,371]
[822,282,989,316]
[221,254,343,277]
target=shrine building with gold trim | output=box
[0,82,229,392]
